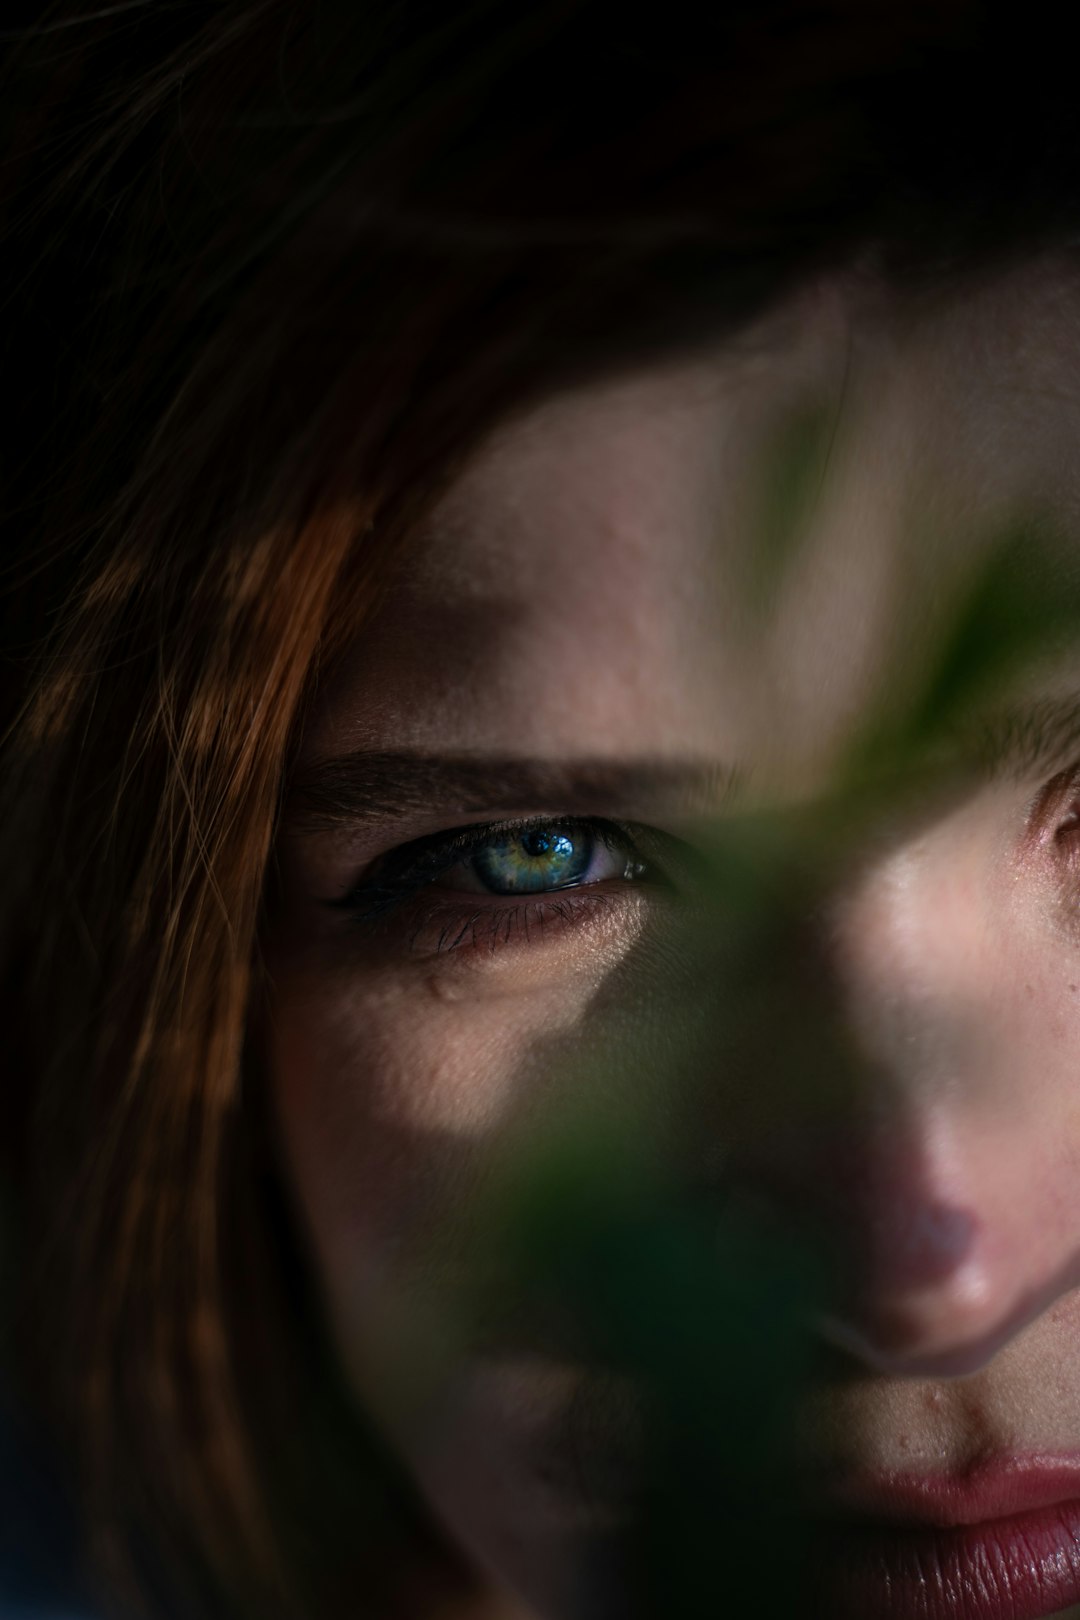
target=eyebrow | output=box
[284,695,1080,836]
[285,752,739,833]
[964,694,1080,780]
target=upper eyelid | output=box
[382,814,633,866]
[401,815,623,868]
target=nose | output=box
[759,1104,1080,1379]
[720,835,1080,1380]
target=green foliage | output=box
[452,1074,825,1616]
[745,397,839,614]
[861,514,1080,770]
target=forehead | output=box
[310,256,1080,777]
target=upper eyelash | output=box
[334,815,646,923]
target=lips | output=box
[809,1460,1080,1620]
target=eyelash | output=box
[336,815,667,956]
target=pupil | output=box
[520,829,574,861]
[471,827,589,895]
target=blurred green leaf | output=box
[747,397,839,612]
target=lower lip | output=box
[810,1500,1080,1619]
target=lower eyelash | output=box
[397,888,622,957]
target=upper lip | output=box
[823,1455,1080,1528]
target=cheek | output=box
[268,939,635,1381]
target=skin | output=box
[267,254,1080,1620]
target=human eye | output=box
[335,815,679,958]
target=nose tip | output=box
[741,1115,1065,1379]
[855,1197,979,1293]
[834,1198,1012,1375]
[818,1214,1017,1380]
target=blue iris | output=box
[472,827,593,894]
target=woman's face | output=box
[268,257,1080,1620]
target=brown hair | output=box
[0,2,1075,1614]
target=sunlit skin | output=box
[267,254,1080,1620]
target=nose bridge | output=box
[830,835,991,1088]
[719,827,1078,1379]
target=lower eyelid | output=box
[381,884,653,960]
